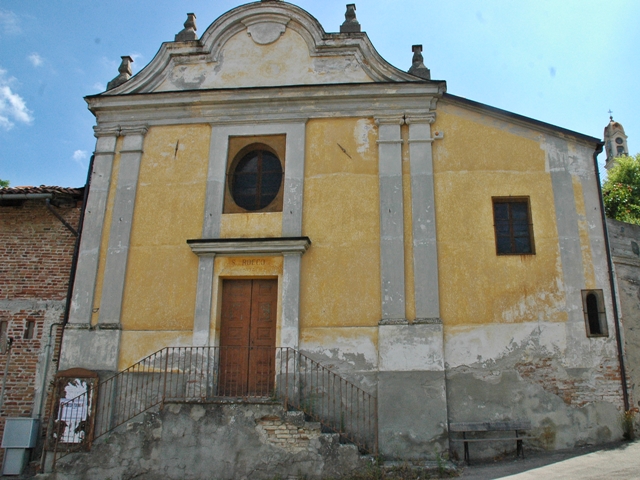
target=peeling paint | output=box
[156,28,373,92]
[354,119,375,156]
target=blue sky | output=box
[1,0,638,188]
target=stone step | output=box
[382,459,459,476]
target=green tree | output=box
[0,179,9,188]
[602,154,640,226]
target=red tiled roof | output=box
[0,185,84,196]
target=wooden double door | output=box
[219,279,278,396]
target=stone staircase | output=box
[42,402,371,480]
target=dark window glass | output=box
[617,146,624,154]
[24,320,35,340]
[615,137,623,145]
[231,150,283,211]
[0,321,7,354]
[586,293,602,335]
[493,199,534,255]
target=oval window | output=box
[231,150,283,211]
[615,137,623,145]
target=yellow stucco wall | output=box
[300,118,381,329]
[220,212,282,238]
[120,124,210,338]
[433,103,569,326]
[104,102,599,369]
[119,331,194,370]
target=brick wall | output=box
[256,413,320,452]
[607,218,640,412]
[0,197,82,460]
[515,356,624,409]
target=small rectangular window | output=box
[492,197,535,255]
[24,320,35,340]
[0,321,7,354]
[582,290,608,337]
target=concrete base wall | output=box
[377,371,449,459]
[45,403,369,480]
[58,328,121,371]
[446,368,623,461]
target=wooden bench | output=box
[449,421,531,465]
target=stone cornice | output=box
[187,237,311,256]
[405,113,436,125]
[119,125,149,137]
[375,115,405,126]
[87,83,444,128]
[93,126,121,138]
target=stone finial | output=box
[340,4,361,33]
[175,13,198,42]
[408,45,431,80]
[106,56,133,91]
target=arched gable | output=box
[105,2,421,95]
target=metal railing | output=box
[51,346,377,466]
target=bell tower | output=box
[604,113,629,170]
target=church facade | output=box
[57,0,628,460]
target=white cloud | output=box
[101,56,119,70]
[0,68,33,130]
[28,53,43,67]
[0,10,21,35]
[72,150,89,168]
[92,82,105,93]
[72,150,88,161]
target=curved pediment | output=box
[105,2,421,95]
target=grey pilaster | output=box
[61,125,124,372]
[68,127,118,325]
[407,115,440,321]
[98,126,148,325]
[376,116,405,322]
[203,125,229,238]
[545,137,588,367]
[281,253,302,349]
[193,255,215,346]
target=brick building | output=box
[0,186,84,464]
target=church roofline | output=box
[86,80,446,101]
[442,93,603,147]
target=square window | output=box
[492,198,535,255]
